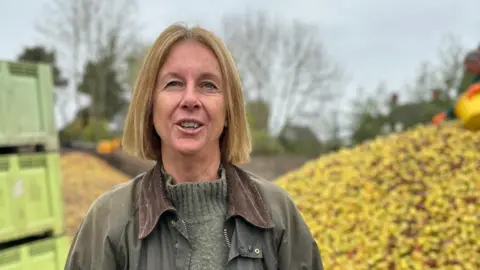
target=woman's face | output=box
[153,40,226,157]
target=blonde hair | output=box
[122,23,252,165]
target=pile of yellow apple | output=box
[276,122,479,269]
[60,152,130,237]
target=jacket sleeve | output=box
[277,198,324,270]
[64,193,121,270]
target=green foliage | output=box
[80,119,112,142]
[321,138,343,153]
[349,86,388,144]
[246,100,270,131]
[245,100,284,155]
[60,114,112,143]
[127,45,150,88]
[16,45,68,87]
[279,137,323,158]
[245,99,326,157]
[77,56,127,121]
[251,130,285,156]
[350,112,386,145]
[278,124,323,158]
[388,100,451,127]
[322,110,344,154]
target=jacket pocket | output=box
[228,245,264,270]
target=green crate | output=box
[0,60,59,151]
[0,153,65,244]
[0,236,69,270]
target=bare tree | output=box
[433,35,465,98]
[35,0,140,140]
[405,61,435,102]
[405,35,465,102]
[35,0,140,112]
[222,10,343,136]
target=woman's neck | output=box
[161,147,222,184]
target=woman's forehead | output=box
[159,41,222,78]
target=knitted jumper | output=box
[165,167,229,269]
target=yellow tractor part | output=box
[110,137,122,151]
[455,84,480,131]
[96,139,113,154]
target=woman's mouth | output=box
[179,121,202,129]
[176,120,205,135]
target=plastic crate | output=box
[0,153,64,244]
[0,60,59,151]
[0,236,69,270]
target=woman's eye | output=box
[166,81,182,87]
[203,82,217,89]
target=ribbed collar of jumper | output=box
[163,165,228,222]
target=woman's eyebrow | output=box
[198,72,222,82]
[159,71,222,82]
[159,71,181,80]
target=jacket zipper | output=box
[223,228,231,248]
[181,220,188,236]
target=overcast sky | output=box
[1,0,479,129]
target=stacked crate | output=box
[0,60,69,269]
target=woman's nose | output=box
[179,83,201,109]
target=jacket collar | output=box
[138,161,274,239]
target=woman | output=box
[65,23,324,270]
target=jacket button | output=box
[254,248,260,255]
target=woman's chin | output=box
[172,140,206,156]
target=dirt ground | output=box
[239,155,310,180]
[60,152,131,237]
